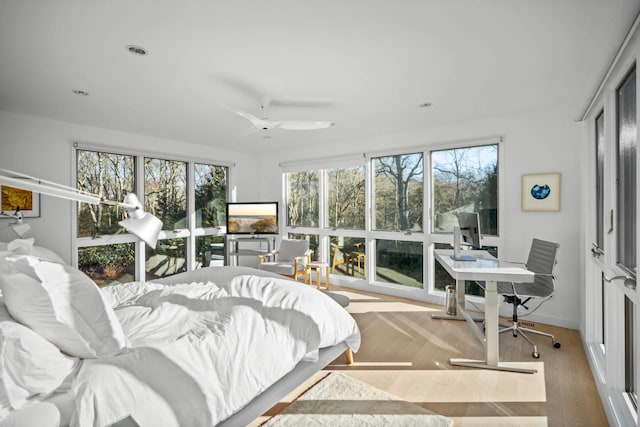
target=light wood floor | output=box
[255,285,608,427]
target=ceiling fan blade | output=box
[271,99,335,108]
[221,103,263,127]
[236,127,260,137]
[278,121,335,130]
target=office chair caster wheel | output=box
[553,342,561,349]
[532,351,540,358]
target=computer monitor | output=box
[451,212,482,261]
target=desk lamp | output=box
[0,168,163,248]
[0,209,31,238]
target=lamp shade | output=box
[119,214,163,249]
[10,222,31,238]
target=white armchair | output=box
[257,239,311,281]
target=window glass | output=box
[327,165,365,229]
[616,67,636,274]
[196,235,225,268]
[77,243,135,286]
[329,236,366,278]
[432,144,498,235]
[288,233,320,261]
[145,158,188,230]
[287,171,319,227]
[76,148,228,282]
[146,237,187,280]
[375,239,422,287]
[76,150,135,237]
[374,153,423,231]
[195,163,227,228]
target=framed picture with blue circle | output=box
[521,173,560,211]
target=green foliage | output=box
[195,164,227,227]
[78,244,135,270]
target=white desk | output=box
[434,249,536,374]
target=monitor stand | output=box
[450,226,476,261]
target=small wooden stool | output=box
[306,262,330,290]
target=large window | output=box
[145,158,187,230]
[287,171,319,227]
[283,140,499,296]
[195,163,227,228]
[330,236,366,278]
[77,243,135,286]
[431,144,498,295]
[374,153,424,231]
[375,239,422,287]
[76,150,135,237]
[75,147,228,284]
[327,166,365,229]
[432,144,498,235]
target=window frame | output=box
[72,142,231,282]
[282,137,502,302]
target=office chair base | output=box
[499,323,561,358]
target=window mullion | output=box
[135,154,146,281]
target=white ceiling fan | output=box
[223,96,334,133]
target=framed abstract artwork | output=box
[521,173,560,212]
[0,184,40,217]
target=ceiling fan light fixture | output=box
[126,45,148,56]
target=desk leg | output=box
[450,280,537,374]
[324,265,330,290]
[485,280,499,366]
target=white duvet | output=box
[70,270,360,427]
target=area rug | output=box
[262,372,453,426]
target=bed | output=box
[0,239,361,427]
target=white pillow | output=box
[0,239,65,264]
[0,255,128,358]
[0,301,79,418]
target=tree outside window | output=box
[287,171,319,227]
[195,163,227,228]
[432,145,498,236]
[145,158,187,230]
[77,150,135,237]
[327,165,365,229]
[76,150,136,284]
[374,153,423,231]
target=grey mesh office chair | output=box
[497,238,561,358]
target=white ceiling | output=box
[0,1,638,153]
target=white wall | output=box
[0,106,583,328]
[0,110,260,263]
[257,104,583,328]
